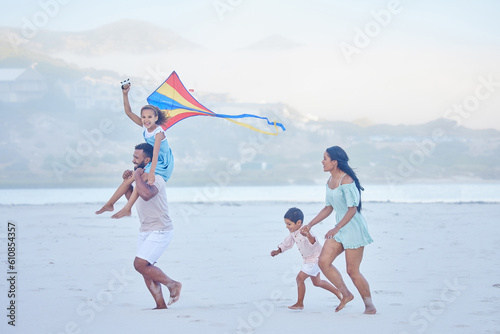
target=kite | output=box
[146,71,286,135]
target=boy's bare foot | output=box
[288,303,304,310]
[335,292,354,312]
[111,208,132,219]
[363,297,377,314]
[167,282,182,306]
[95,204,113,215]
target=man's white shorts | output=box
[136,229,173,265]
[301,262,321,276]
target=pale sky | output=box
[2,0,500,129]
[4,0,500,47]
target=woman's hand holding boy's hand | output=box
[300,224,311,236]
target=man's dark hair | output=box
[284,207,304,224]
[135,143,154,159]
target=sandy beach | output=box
[1,200,499,334]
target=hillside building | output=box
[0,66,47,103]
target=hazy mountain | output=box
[1,19,202,56]
[2,78,499,188]
[1,33,499,188]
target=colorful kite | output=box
[147,71,286,135]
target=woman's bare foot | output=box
[95,204,113,215]
[332,289,342,301]
[167,282,182,306]
[335,292,354,312]
[111,208,131,219]
[288,303,304,310]
[363,297,377,314]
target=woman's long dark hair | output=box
[326,146,364,212]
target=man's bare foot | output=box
[167,282,182,306]
[111,208,132,219]
[363,297,377,314]
[95,204,113,215]
[335,292,354,312]
[288,303,304,310]
[148,280,167,310]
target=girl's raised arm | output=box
[122,84,142,127]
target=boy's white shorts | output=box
[301,262,321,276]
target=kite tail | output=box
[214,113,286,133]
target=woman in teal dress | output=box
[301,146,376,314]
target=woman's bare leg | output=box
[345,247,376,314]
[318,239,354,312]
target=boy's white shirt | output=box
[278,230,323,264]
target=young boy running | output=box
[271,207,341,310]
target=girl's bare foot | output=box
[288,303,304,310]
[153,304,167,310]
[335,292,354,312]
[167,282,182,306]
[111,208,131,219]
[95,204,113,214]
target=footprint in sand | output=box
[374,290,402,295]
